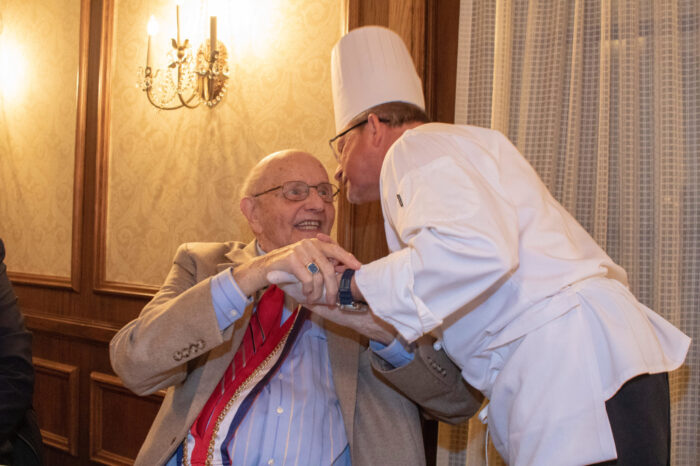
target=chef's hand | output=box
[234,237,360,305]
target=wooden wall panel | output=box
[91,0,160,299]
[89,372,165,465]
[424,0,461,124]
[33,358,80,455]
[3,0,89,291]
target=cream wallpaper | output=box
[107,0,342,286]
[0,0,80,277]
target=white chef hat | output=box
[331,26,425,133]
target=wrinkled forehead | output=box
[261,154,330,187]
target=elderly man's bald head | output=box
[240,150,328,199]
[239,150,336,252]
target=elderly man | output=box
[110,149,480,466]
[319,26,691,466]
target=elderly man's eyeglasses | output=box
[252,181,339,203]
[328,118,390,161]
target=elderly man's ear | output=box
[240,197,263,236]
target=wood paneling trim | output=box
[25,312,121,343]
[95,281,159,298]
[89,372,133,466]
[424,0,460,123]
[33,358,80,456]
[69,0,92,292]
[93,0,115,297]
[7,272,73,289]
[424,0,438,118]
[344,0,359,32]
[89,372,165,465]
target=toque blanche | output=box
[331,26,425,133]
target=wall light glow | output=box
[224,0,278,57]
[0,38,26,102]
[173,0,279,60]
[147,15,159,36]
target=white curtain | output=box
[438,0,699,464]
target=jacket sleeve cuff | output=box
[369,338,415,368]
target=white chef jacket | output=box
[355,123,691,465]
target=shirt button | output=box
[268,459,274,465]
[276,407,284,414]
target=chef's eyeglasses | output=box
[328,117,390,161]
[252,181,339,203]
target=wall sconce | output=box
[137,1,228,110]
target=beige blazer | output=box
[110,241,480,466]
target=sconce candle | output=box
[146,16,158,69]
[210,16,217,59]
[146,35,151,69]
[176,1,181,45]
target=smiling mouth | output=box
[295,220,322,231]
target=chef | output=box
[324,25,690,465]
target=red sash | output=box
[189,285,297,463]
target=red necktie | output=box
[190,285,296,462]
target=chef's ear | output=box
[366,113,385,146]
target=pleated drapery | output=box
[438,1,699,465]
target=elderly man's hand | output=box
[266,270,327,304]
[233,237,360,305]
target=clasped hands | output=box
[232,234,395,343]
[264,234,359,306]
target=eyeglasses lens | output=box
[282,181,337,202]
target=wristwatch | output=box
[337,269,368,312]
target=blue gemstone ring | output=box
[306,262,320,274]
